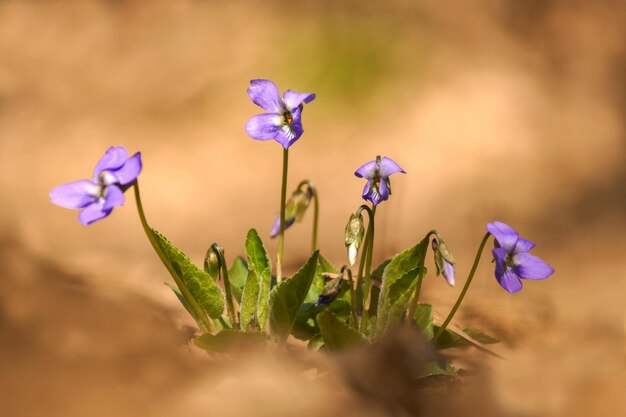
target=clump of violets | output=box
[48,78,557,383]
[355,155,406,206]
[245,79,316,149]
[50,146,142,225]
[487,221,554,293]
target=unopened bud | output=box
[344,213,365,266]
[204,247,222,281]
[432,236,455,287]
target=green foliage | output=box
[239,267,260,331]
[433,324,500,357]
[368,258,391,317]
[376,244,422,316]
[376,268,421,336]
[194,330,266,353]
[292,299,351,341]
[244,229,272,328]
[305,253,338,304]
[151,228,224,319]
[269,251,319,342]
[317,310,367,350]
[228,256,248,303]
[419,360,458,379]
[412,303,434,340]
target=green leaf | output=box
[292,299,351,341]
[165,282,196,320]
[151,228,225,318]
[244,229,272,328]
[194,330,266,353]
[317,310,367,350]
[412,303,434,340]
[376,267,421,336]
[368,258,391,317]
[432,325,501,357]
[228,256,248,303]
[419,360,458,378]
[240,267,260,331]
[463,327,499,344]
[376,244,423,318]
[269,251,319,342]
[305,253,338,304]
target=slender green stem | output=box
[406,230,437,322]
[354,204,375,317]
[342,266,359,330]
[297,180,319,254]
[133,181,213,332]
[211,244,238,328]
[360,204,377,333]
[277,148,289,282]
[433,232,491,341]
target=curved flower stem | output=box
[360,204,377,332]
[277,148,289,283]
[297,180,319,254]
[406,230,438,322]
[341,266,359,330]
[433,232,491,341]
[354,205,375,316]
[210,244,238,328]
[133,181,213,332]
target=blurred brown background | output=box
[0,0,624,416]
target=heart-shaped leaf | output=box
[317,310,367,350]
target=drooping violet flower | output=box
[245,79,316,149]
[270,216,296,239]
[432,238,455,287]
[487,221,554,293]
[269,187,312,238]
[50,146,142,225]
[354,156,406,206]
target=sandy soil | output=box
[0,1,624,416]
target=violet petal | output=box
[283,90,316,111]
[355,160,377,179]
[50,180,99,209]
[274,123,302,149]
[497,268,523,293]
[378,157,406,178]
[78,201,112,226]
[112,152,142,186]
[103,184,125,210]
[514,252,554,280]
[247,79,283,113]
[93,146,128,179]
[245,114,282,140]
[487,221,519,252]
[443,261,455,286]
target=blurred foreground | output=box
[0,1,624,416]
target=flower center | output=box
[283,111,293,125]
[504,253,516,269]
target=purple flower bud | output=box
[50,146,142,225]
[432,237,455,287]
[486,221,554,293]
[354,156,406,206]
[245,79,316,149]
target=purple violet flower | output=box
[50,146,142,225]
[487,221,554,293]
[354,156,406,206]
[245,79,316,149]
